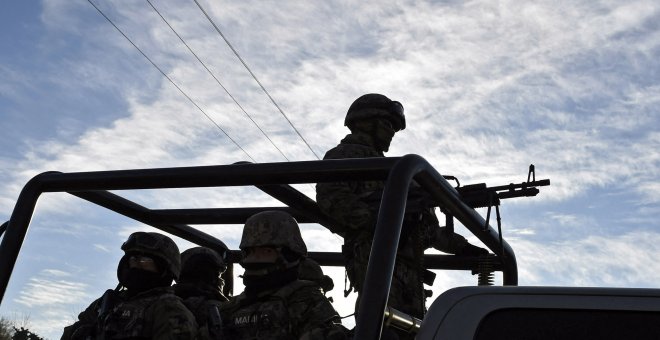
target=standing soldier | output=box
[316,93,487,326]
[61,231,197,340]
[175,246,228,340]
[219,210,347,340]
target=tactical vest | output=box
[221,281,318,340]
[324,134,385,197]
[182,296,223,340]
[316,133,385,237]
[99,289,179,340]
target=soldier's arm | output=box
[60,297,102,340]
[316,181,375,231]
[149,299,199,340]
[289,286,348,340]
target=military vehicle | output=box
[1,154,658,339]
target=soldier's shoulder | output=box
[218,292,245,312]
[325,144,378,160]
[141,288,194,315]
[182,295,225,325]
[284,281,340,325]
[322,134,379,160]
[181,295,207,314]
[279,280,326,302]
[149,299,198,331]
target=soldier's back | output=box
[322,133,383,160]
[180,295,225,340]
[108,288,197,340]
[220,280,345,340]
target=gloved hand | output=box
[457,243,489,256]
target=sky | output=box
[0,0,659,338]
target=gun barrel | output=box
[498,187,539,199]
[487,178,550,192]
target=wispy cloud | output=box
[515,231,660,287]
[14,270,91,308]
[426,230,660,300]
[3,0,656,213]
[1,1,658,338]
[93,244,111,253]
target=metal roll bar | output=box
[0,155,517,340]
[354,154,516,339]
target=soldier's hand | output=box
[406,187,433,212]
[458,243,489,256]
[69,324,95,340]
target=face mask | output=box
[241,265,298,294]
[241,262,279,276]
[373,122,395,152]
[121,268,170,293]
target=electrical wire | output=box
[146,0,291,162]
[193,0,322,160]
[86,0,256,163]
[87,0,339,242]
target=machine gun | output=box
[408,164,550,214]
[436,164,550,270]
[450,164,549,235]
[404,164,549,277]
[453,164,550,210]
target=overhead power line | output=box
[193,0,322,160]
[145,0,291,162]
[86,0,256,163]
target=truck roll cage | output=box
[0,154,517,340]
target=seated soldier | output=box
[174,246,228,340]
[61,231,197,340]
[219,210,348,340]
[298,257,334,298]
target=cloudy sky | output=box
[1,0,659,338]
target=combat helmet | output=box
[298,257,334,293]
[121,231,182,279]
[239,210,307,257]
[181,246,227,274]
[345,93,406,132]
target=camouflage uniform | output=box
[219,280,345,339]
[61,232,197,340]
[317,132,429,319]
[62,287,197,340]
[175,247,228,340]
[220,211,348,340]
[298,257,334,297]
[316,94,480,322]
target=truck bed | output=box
[417,286,660,340]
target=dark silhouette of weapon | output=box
[208,305,223,340]
[455,165,550,209]
[447,165,550,260]
[407,164,550,213]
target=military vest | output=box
[181,296,224,340]
[221,281,318,340]
[99,288,182,340]
[316,133,386,237]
